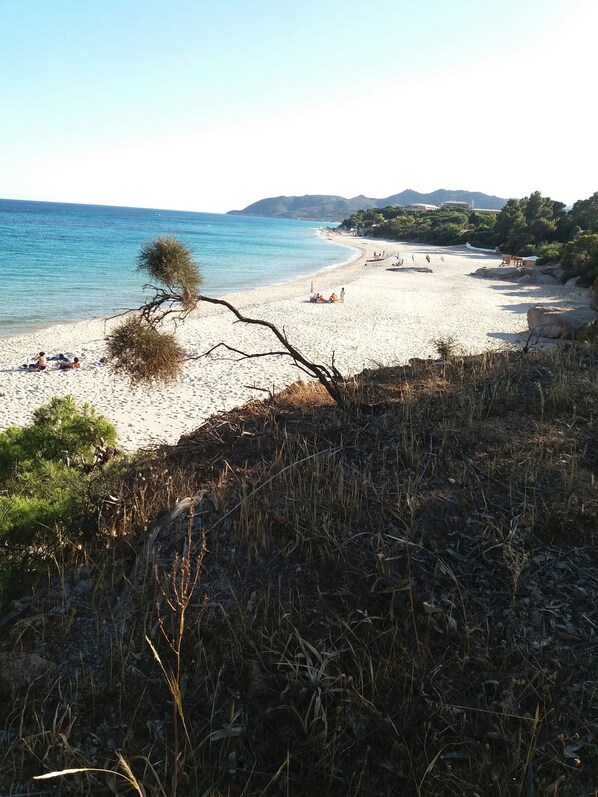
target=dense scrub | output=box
[1,344,597,796]
[0,396,120,605]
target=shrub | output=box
[432,335,459,360]
[561,234,598,285]
[537,242,564,265]
[0,397,119,602]
[0,395,117,477]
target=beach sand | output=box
[0,234,588,450]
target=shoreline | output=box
[0,235,588,450]
[0,228,360,342]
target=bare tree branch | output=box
[105,237,352,410]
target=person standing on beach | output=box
[340,287,345,303]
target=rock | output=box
[516,269,560,285]
[475,266,522,280]
[527,306,598,339]
[0,652,55,693]
[565,277,580,287]
[534,273,560,285]
[542,263,564,280]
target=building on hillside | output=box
[405,203,438,211]
[439,200,474,210]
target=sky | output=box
[1,0,596,212]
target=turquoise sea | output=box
[0,199,353,338]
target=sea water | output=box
[0,199,354,338]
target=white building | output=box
[405,203,438,211]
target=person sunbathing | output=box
[329,293,339,303]
[58,357,80,370]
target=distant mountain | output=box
[227,194,379,222]
[228,189,508,221]
[381,189,507,210]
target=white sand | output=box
[0,234,588,450]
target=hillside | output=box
[227,193,379,221]
[228,189,508,221]
[1,346,597,796]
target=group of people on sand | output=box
[310,287,345,304]
[24,351,80,371]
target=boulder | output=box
[519,268,559,285]
[527,306,598,339]
[534,273,561,285]
[541,264,564,280]
[474,266,522,280]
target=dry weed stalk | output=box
[149,508,208,797]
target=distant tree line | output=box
[340,190,598,287]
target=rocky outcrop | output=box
[474,266,522,279]
[475,266,560,284]
[527,305,598,338]
[541,264,564,280]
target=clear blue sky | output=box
[1,0,595,211]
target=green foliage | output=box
[0,463,82,547]
[342,205,473,245]
[561,233,598,285]
[341,191,598,258]
[537,242,564,265]
[492,192,566,254]
[0,397,119,602]
[106,316,185,385]
[567,192,598,234]
[138,236,201,308]
[0,396,117,482]
[432,335,459,360]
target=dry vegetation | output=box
[1,345,597,796]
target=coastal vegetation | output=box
[0,396,119,602]
[1,342,597,795]
[341,190,598,287]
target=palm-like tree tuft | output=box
[106,316,185,385]
[138,236,201,309]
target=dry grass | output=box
[1,344,597,796]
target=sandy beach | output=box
[0,233,588,450]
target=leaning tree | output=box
[106,236,349,408]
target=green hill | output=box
[228,189,508,221]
